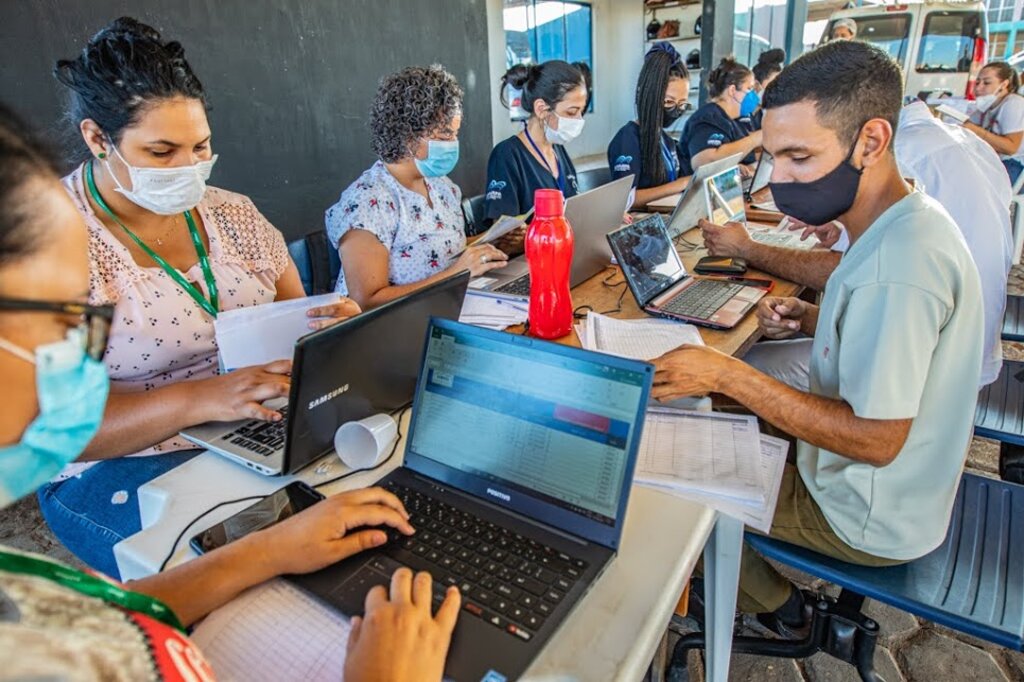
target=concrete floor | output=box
[3,269,1024,681]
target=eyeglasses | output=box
[0,298,114,361]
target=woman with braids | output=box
[607,42,693,209]
[40,17,361,577]
[679,56,762,176]
[740,47,785,133]
[965,61,1024,186]
[0,101,460,680]
[326,65,507,309]
[484,60,587,221]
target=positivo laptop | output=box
[706,166,818,251]
[179,272,469,476]
[289,318,654,682]
[471,174,635,301]
[663,152,745,238]
[607,214,770,329]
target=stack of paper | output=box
[458,292,528,330]
[746,222,819,251]
[214,293,341,371]
[576,311,703,361]
[634,407,787,533]
[473,210,533,245]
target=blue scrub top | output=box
[607,121,685,189]
[679,102,757,174]
[483,135,579,221]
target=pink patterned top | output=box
[60,165,290,471]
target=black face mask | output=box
[662,105,687,128]
[768,136,863,227]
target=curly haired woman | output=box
[325,65,508,309]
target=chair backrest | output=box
[287,231,341,296]
[463,194,487,237]
[576,166,612,195]
[745,473,1024,651]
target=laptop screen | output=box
[608,215,687,305]
[705,166,746,225]
[406,321,650,532]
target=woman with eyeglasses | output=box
[0,102,459,681]
[37,17,361,578]
[679,57,762,177]
[607,42,693,210]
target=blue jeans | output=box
[37,449,200,579]
[1003,158,1023,191]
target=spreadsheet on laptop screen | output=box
[409,325,646,525]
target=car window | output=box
[916,11,982,73]
[821,14,912,63]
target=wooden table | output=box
[513,208,802,359]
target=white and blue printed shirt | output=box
[325,160,466,295]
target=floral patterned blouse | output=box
[325,160,466,295]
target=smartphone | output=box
[189,481,324,555]
[694,255,748,275]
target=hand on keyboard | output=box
[345,568,460,682]
[190,359,293,423]
[258,487,415,576]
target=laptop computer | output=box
[706,166,818,251]
[289,318,654,682]
[743,152,773,198]
[179,272,470,476]
[470,174,635,302]
[663,152,745,238]
[607,214,770,329]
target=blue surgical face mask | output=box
[0,327,109,506]
[739,89,761,118]
[414,139,460,178]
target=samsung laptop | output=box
[663,152,745,238]
[179,272,469,476]
[290,318,654,682]
[471,174,635,301]
[607,214,769,330]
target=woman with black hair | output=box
[607,42,692,209]
[484,60,587,221]
[679,57,762,175]
[39,17,362,577]
[740,48,785,133]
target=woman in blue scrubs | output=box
[607,42,693,209]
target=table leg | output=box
[704,515,744,682]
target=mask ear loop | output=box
[844,125,868,175]
[0,336,36,365]
[101,138,136,196]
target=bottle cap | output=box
[534,189,565,218]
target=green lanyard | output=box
[0,549,186,633]
[85,161,219,318]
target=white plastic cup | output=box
[333,413,398,469]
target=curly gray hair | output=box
[370,65,464,163]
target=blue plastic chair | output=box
[287,232,341,296]
[1004,295,1024,342]
[975,360,1024,447]
[668,473,1024,681]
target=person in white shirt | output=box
[700,99,1011,389]
[964,61,1024,188]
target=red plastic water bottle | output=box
[526,189,574,339]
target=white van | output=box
[821,2,988,100]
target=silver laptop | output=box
[743,153,773,197]
[470,174,635,301]
[665,153,744,238]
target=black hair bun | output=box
[758,48,786,67]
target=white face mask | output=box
[974,93,999,114]
[544,114,585,145]
[105,144,217,215]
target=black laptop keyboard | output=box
[493,274,530,296]
[661,280,743,320]
[378,481,587,643]
[223,406,289,457]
